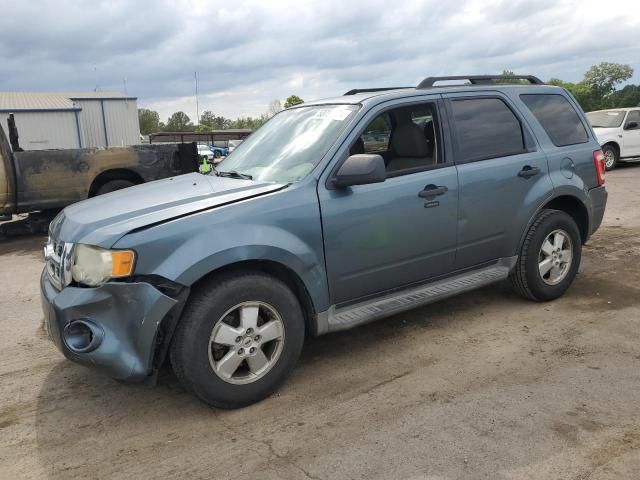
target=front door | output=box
[319,99,459,305]
[623,110,640,156]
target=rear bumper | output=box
[588,185,607,237]
[40,269,178,382]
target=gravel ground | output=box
[0,165,639,480]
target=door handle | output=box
[418,184,448,198]
[518,165,540,178]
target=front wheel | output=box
[602,144,618,171]
[510,209,581,301]
[170,271,305,408]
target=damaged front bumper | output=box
[40,269,179,382]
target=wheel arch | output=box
[524,194,589,246]
[88,168,145,197]
[601,141,620,157]
[189,259,319,336]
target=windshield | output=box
[217,105,359,183]
[586,110,626,128]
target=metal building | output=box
[0,91,140,150]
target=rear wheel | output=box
[95,179,136,195]
[602,144,618,171]
[510,209,581,301]
[170,271,305,408]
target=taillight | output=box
[593,149,605,186]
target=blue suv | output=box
[41,75,608,408]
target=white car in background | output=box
[586,108,640,170]
[197,143,214,161]
[227,139,243,153]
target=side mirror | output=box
[332,154,386,188]
[624,121,639,130]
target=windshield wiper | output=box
[217,170,253,180]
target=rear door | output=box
[442,92,553,269]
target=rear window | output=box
[450,98,526,162]
[520,94,589,147]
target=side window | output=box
[520,94,589,146]
[359,113,391,153]
[626,110,640,128]
[450,98,526,163]
[349,103,441,175]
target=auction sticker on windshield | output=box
[312,107,354,121]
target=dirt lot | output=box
[0,166,639,480]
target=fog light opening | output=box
[63,320,103,353]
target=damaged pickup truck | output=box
[0,116,198,230]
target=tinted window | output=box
[450,98,525,162]
[521,94,588,146]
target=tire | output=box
[602,144,618,171]
[214,151,222,159]
[170,271,305,408]
[96,179,136,195]
[510,209,581,302]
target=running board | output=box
[320,257,516,333]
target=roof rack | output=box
[343,87,411,95]
[417,75,544,88]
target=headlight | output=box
[71,244,136,287]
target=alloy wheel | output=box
[208,302,285,385]
[538,229,573,286]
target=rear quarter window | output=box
[520,94,589,147]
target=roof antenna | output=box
[93,65,99,92]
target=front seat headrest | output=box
[392,123,429,157]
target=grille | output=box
[45,236,73,290]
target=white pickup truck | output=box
[586,108,640,170]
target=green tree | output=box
[199,110,216,128]
[200,110,231,130]
[284,95,304,108]
[229,114,269,130]
[548,78,598,111]
[138,108,160,135]
[584,62,633,100]
[608,84,640,108]
[499,70,527,84]
[165,111,193,131]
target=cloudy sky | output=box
[1,0,639,122]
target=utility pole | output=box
[195,71,199,126]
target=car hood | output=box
[50,173,286,247]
